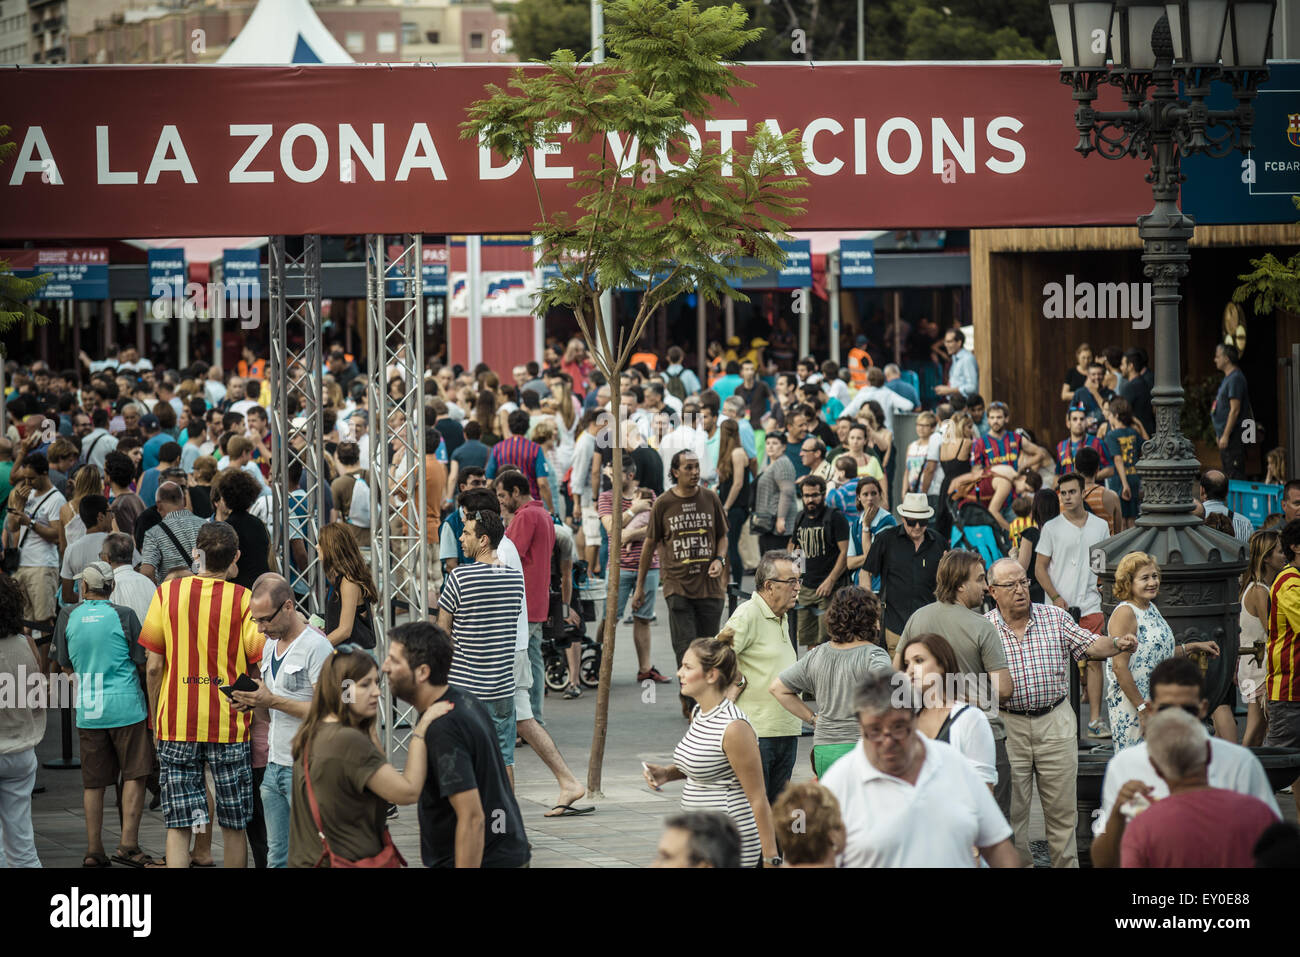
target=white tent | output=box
[218,0,354,64]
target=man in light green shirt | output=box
[724,550,803,804]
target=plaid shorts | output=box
[157,740,254,831]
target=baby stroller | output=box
[541,558,603,693]
[945,497,1013,569]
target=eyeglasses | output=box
[769,577,803,586]
[861,723,913,744]
[903,518,927,527]
[251,601,290,627]
[990,579,1031,591]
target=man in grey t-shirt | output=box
[898,551,1013,818]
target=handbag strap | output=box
[301,738,335,866]
[154,517,190,572]
[15,488,58,552]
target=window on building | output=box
[425,30,440,44]
[345,31,365,53]
[401,22,420,45]
[377,31,396,53]
[469,31,483,50]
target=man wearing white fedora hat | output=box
[864,492,946,655]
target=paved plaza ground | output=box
[26,580,1298,868]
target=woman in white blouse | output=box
[899,631,996,791]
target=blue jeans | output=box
[528,622,545,726]
[758,736,798,806]
[260,762,293,868]
[0,748,39,868]
[482,695,517,767]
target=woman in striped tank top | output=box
[642,635,778,867]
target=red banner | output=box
[0,63,1152,239]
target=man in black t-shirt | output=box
[384,621,530,868]
[788,475,849,647]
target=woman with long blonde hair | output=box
[319,522,380,648]
[59,464,104,549]
[287,645,452,867]
[1235,530,1284,746]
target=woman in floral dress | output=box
[1105,552,1220,750]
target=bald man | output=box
[231,573,332,868]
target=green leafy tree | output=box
[511,0,1051,62]
[463,0,807,794]
[0,125,49,345]
[1233,196,1300,315]
[508,0,591,63]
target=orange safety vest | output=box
[630,351,658,372]
[238,358,267,381]
[847,347,873,388]
[707,356,725,387]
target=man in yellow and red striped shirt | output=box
[141,521,265,868]
[1265,519,1300,817]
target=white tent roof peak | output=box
[218,0,354,65]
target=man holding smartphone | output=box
[4,452,66,667]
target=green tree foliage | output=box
[1233,197,1300,316]
[510,0,1054,63]
[463,0,807,793]
[508,0,591,63]
[0,125,49,342]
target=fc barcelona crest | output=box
[1290,113,1300,148]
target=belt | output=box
[1004,697,1065,718]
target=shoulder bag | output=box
[3,488,57,575]
[303,738,406,868]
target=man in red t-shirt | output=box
[1120,709,1277,868]
[498,470,555,727]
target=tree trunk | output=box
[586,363,623,797]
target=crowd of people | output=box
[0,323,1297,869]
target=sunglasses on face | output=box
[904,518,927,527]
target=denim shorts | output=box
[481,695,517,767]
[615,568,658,620]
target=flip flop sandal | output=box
[189,859,216,868]
[112,847,162,868]
[545,803,595,817]
[82,852,112,868]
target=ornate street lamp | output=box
[1049,0,1275,711]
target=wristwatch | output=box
[1136,702,1148,714]
[763,855,783,867]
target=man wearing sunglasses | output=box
[820,671,1020,868]
[863,493,945,655]
[1090,656,1279,868]
[985,556,1137,868]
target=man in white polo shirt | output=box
[1090,657,1279,868]
[820,671,1021,868]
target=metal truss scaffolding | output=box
[268,235,328,616]
[366,234,429,763]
